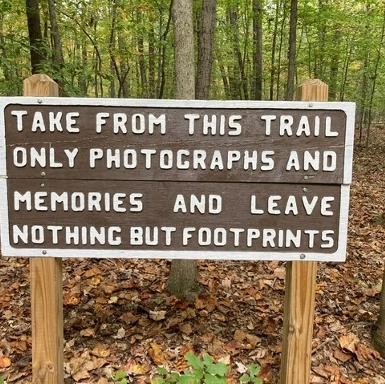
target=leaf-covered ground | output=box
[1,126,385,383]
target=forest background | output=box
[4,0,385,146]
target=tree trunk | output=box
[157,1,172,99]
[165,0,199,302]
[285,0,297,101]
[196,0,217,100]
[47,0,65,94]
[149,27,156,98]
[166,259,201,302]
[25,0,46,73]
[269,0,281,100]
[365,6,385,148]
[276,0,287,100]
[252,0,263,100]
[228,8,248,99]
[137,12,147,97]
[373,266,385,357]
[172,0,195,99]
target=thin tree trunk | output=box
[269,0,281,100]
[357,55,369,145]
[285,0,297,101]
[340,43,353,101]
[0,14,11,88]
[166,0,199,302]
[228,8,248,99]
[315,0,327,79]
[373,266,385,357]
[137,12,147,97]
[25,0,46,73]
[365,7,385,147]
[252,0,263,100]
[47,0,65,94]
[172,0,195,98]
[79,43,88,95]
[219,62,230,98]
[276,0,287,100]
[149,27,156,98]
[196,0,217,100]
[108,0,117,97]
[157,1,172,98]
[329,29,340,101]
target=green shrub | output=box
[152,352,228,384]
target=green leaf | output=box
[205,361,228,377]
[178,374,199,384]
[169,372,182,382]
[151,378,166,384]
[248,363,261,377]
[240,376,251,383]
[204,373,227,384]
[156,367,169,376]
[190,368,204,381]
[202,353,214,367]
[114,370,127,380]
[185,352,204,371]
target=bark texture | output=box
[166,0,199,302]
[25,0,46,73]
[172,0,195,99]
[285,0,297,101]
[196,0,217,100]
[252,0,263,100]
[166,259,201,302]
[373,266,385,357]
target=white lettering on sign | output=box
[261,115,338,137]
[174,227,335,248]
[13,191,143,212]
[13,225,122,245]
[250,195,335,215]
[184,114,242,135]
[89,148,275,171]
[95,112,166,134]
[286,150,337,171]
[130,226,177,246]
[11,110,80,132]
[13,147,79,168]
[173,194,222,214]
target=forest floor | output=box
[1,126,385,383]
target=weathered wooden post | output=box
[280,79,328,384]
[23,74,64,384]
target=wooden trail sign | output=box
[0,98,355,261]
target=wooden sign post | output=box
[23,74,64,384]
[280,79,329,384]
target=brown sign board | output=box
[0,98,355,261]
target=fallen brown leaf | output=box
[333,348,352,363]
[149,342,165,365]
[338,333,359,353]
[0,356,12,368]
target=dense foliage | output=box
[3,1,385,121]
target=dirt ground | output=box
[1,126,385,383]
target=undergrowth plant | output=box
[112,352,263,384]
[152,352,228,384]
[113,369,128,384]
[239,363,263,384]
